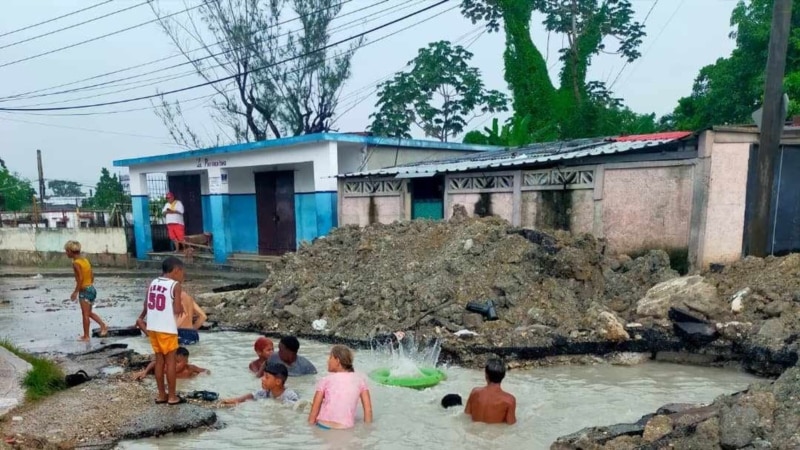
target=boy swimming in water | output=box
[464,358,517,425]
[223,362,299,405]
[133,347,209,380]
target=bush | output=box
[0,340,66,400]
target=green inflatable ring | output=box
[368,367,446,390]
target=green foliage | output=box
[668,0,800,130]
[463,115,535,146]
[0,167,35,211]
[47,179,84,197]
[460,0,651,140]
[0,340,66,401]
[370,41,508,142]
[83,168,128,209]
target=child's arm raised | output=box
[360,390,373,424]
[70,262,82,301]
[307,391,324,425]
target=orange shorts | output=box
[167,223,185,242]
[148,331,179,355]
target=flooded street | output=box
[0,272,761,449]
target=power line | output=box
[0,0,214,70]
[0,115,172,141]
[0,1,150,51]
[0,0,452,112]
[4,0,411,107]
[0,0,114,39]
[608,0,662,90]
[0,0,359,101]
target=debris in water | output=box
[311,319,327,331]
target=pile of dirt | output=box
[202,206,679,351]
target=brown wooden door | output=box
[254,171,296,255]
[167,174,203,235]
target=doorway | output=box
[254,171,296,255]
[410,176,444,220]
[167,174,203,235]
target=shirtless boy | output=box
[465,358,517,425]
[249,337,274,377]
[176,291,207,345]
[133,347,209,380]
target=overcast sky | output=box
[0,0,738,189]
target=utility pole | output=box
[36,149,45,203]
[748,0,793,257]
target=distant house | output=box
[337,128,800,270]
[113,133,498,263]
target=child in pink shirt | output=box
[308,345,373,429]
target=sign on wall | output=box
[196,158,227,168]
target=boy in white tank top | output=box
[136,256,186,405]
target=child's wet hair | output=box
[330,345,354,372]
[441,393,462,409]
[64,240,81,253]
[485,358,506,384]
[264,362,289,383]
[161,256,184,274]
[176,347,189,358]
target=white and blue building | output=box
[113,133,495,263]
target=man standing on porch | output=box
[163,192,185,253]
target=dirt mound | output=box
[208,211,678,342]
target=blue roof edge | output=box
[112,133,502,167]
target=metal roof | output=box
[339,134,693,178]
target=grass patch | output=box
[0,339,66,401]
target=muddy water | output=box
[0,274,761,449]
[118,332,759,450]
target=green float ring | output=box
[368,367,446,390]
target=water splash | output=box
[371,331,442,378]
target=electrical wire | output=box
[0,115,172,141]
[0,0,114,39]
[3,0,415,107]
[0,0,359,101]
[0,1,150,51]
[0,0,215,70]
[0,0,451,112]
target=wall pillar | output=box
[207,167,231,263]
[130,172,152,259]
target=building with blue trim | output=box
[113,133,496,263]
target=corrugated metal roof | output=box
[612,131,693,141]
[339,135,690,178]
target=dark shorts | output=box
[178,328,199,345]
[79,286,97,303]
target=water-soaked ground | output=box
[0,271,234,354]
[0,272,762,449]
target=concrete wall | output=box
[445,193,514,222]
[340,195,404,226]
[0,227,129,267]
[601,165,694,255]
[519,190,594,233]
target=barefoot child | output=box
[223,362,299,406]
[308,345,373,430]
[464,358,517,425]
[249,337,274,377]
[135,256,185,405]
[65,240,108,341]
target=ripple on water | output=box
[117,332,760,450]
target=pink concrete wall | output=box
[340,196,404,226]
[602,165,694,254]
[520,190,593,233]
[446,193,513,221]
[700,143,751,266]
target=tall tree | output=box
[665,0,800,130]
[48,180,84,197]
[151,0,362,148]
[83,168,127,209]
[0,167,35,211]
[369,41,508,142]
[460,0,648,140]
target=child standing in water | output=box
[136,256,186,405]
[65,240,107,341]
[308,345,373,430]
